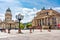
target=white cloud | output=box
[0,0,42,23]
[0,0,22,12]
[12,7,39,23]
[0,7,40,23]
[0,13,5,21]
[53,7,60,12]
[2,6,60,23]
[0,0,17,3]
[0,0,22,21]
[5,7,60,23]
[53,7,60,10]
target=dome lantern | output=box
[6,8,11,12]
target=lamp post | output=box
[16,14,24,33]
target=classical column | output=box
[47,17,48,25]
[45,18,47,25]
[40,19,41,26]
[35,20,38,26]
[38,19,40,26]
[41,19,42,26]
[34,19,36,26]
[50,18,52,25]
[56,18,58,26]
[37,20,39,26]
[44,18,45,25]
[33,19,36,26]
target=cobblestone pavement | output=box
[0,30,60,40]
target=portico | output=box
[32,8,60,29]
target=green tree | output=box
[16,23,24,29]
[20,23,24,29]
[26,23,32,28]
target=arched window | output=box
[6,17,11,21]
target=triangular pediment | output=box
[35,9,60,19]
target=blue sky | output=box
[0,0,60,23]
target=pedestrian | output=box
[29,26,32,33]
[40,25,42,32]
[8,29,10,33]
[8,27,11,33]
[48,23,51,32]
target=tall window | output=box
[52,17,57,28]
[52,17,56,25]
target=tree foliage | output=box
[26,23,32,28]
[16,23,24,29]
[20,23,24,29]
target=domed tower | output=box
[5,8,12,21]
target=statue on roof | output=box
[41,7,45,10]
[50,7,52,10]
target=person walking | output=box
[48,23,51,32]
[38,24,42,32]
[40,25,42,32]
[29,26,32,33]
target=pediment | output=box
[36,9,60,17]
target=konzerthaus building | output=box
[32,8,60,29]
[0,8,18,29]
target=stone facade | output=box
[0,8,18,29]
[32,8,60,29]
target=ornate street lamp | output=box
[16,14,24,33]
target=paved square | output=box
[0,30,60,40]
